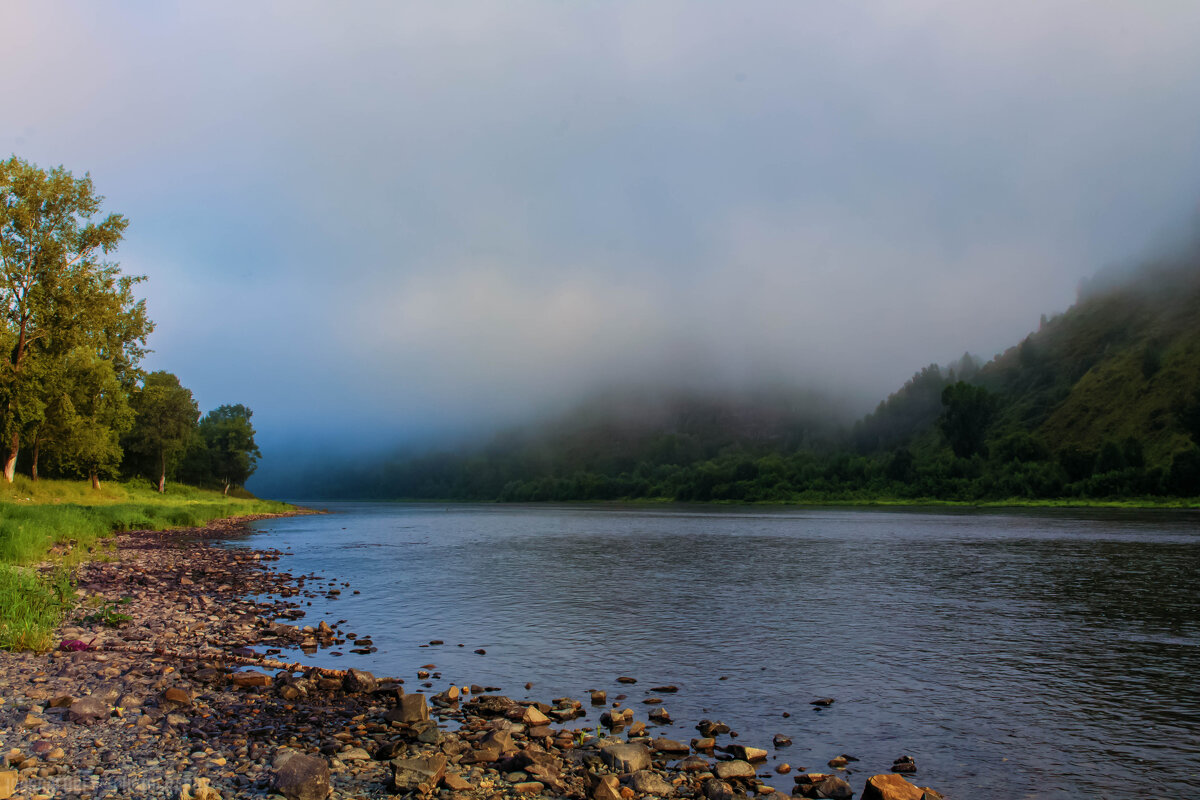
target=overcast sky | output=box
[4,2,1200,473]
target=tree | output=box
[42,348,133,490]
[0,156,150,482]
[125,371,200,492]
[938,381,997,458]
[197,404,260,495]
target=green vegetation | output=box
[1,156,262,493]
[290,252,1200,507]
[0,477,290,650]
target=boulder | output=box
[796,775,852,799]
[343,668,378,694]
[862,774,943,800]
[702,779,733,800]
[593,774,623,800]
[630,770,675,796]
[0,769,16,800]
[69,696,109,725]
[601,743,652,773]
[385,693,429,724]
[523,705,551,726]
[727,745,767,762]
[272,749,331,800]
[712,760,755,780]
[390,754,447,793]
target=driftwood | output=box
[89,641,360,679]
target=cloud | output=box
[3,1,1200,467]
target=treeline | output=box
[1,156,260,493]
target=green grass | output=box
[0,477,294,651]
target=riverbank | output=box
[0,517,944,800]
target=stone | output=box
[651,738,690,755]
[617,676,638,684]
[162,687,192,707]
[630,770,675,796]
[442,773,472,791]
[232,671,272,689]
[801,776,852,799]
[600,743,652,773]
[69,696,109,725]
[522,705,550,726]
[676,756,709,772]
[342,668,378,694]
[593,775,623,800]
[49,695,74,708]
[0,770,15,800]
[591,691,608,705]
[512,781,545,794]
[648,707,671,724]
[713,760,755,780]
[340,747,370,761]
[702,779,733,800]
[727,745,767,762]
[861,774,943,800]
[272,750,331,800]
[21,714,47,729]
[891,756,916,774]
[390,754,447,793]
[691,738,716,752]
[386,693,429,724]
[775,763,791,774]
[810,698,835,707]
[772,734,791,748]
[827,756,848,769]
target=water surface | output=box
[235,503,1200,799]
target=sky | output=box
[4,2,1200,479]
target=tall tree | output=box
[125,371,200,492]
[0,156,150,482]
[198,404,261,495]
[938,381,997,459]
[42,348,133,490]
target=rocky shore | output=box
[0,517,944,800]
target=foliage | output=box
[938,382,998,458]
[123,371,200,491]
[184,404,261,494]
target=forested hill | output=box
[285,254,1200,503]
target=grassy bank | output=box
[0,477,293,651]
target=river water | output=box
[232,503,1200,799]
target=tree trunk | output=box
[90,471,101,491]
[30,439,39,482]
[3,432,18,483]
[222,479,230,496]
[158,449,166,493]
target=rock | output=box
[727,745,767,762]
[828,756,848,769]
[340,747,370,761]
[385,693,429,724]
[800,775,852,799]
[591,691,608,705]
[712,760,754,780]
[677,756,709,772]
[523,705,550,726]
[442,773,472,791]
[648,707,671,724]
[513,781,545,794]
[21,714,47,729]
[775,763,791,774]
[702,779,733,800]
[617,676,638,684]
[650,685,678,693]
[342,668,378,694]
[696,720,730,737]
[180,776,221,800]
[691,738,716,752]
[600,743,652,773]
[69,696,109,725]
[0,770,15,800]
[272,749,332,800]
[390,754,447,793]
[773,734,791,748]
[49,695,74,708]
[810,698,835,707]
[862,774,943,800]
[232,671,272,689]
[651,738,690,755]
[891,756,916,774]
[630,770,675,796]
[593,775,623,800]
[161,687,192,707]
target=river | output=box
[231,503,1200,799]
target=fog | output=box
[3,2,1200,486]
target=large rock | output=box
[651,738,690,755]
[796,775,852,799]
[593,774,623,800]
[601,743,652,773]
[0,769,16,800]
[68,696,109,725]
[862,774,943,800]
[703,779,734,800]
[343,668,378,694]
[390,754,447,793]
[385,693,429,724]
[712,760,755,780]
[232,671,272,689]
[727,745,767,762]
[272,749,331,800]
[630,770,676,796]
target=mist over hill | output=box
[257,239,1200,504]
